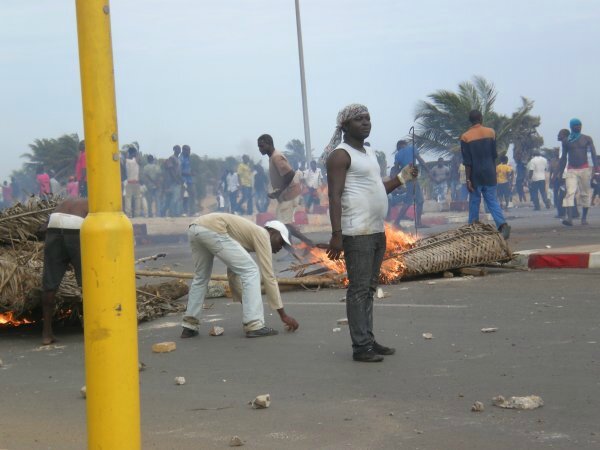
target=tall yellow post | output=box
[75,1,141,449]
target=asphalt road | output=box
[1,206,599,449]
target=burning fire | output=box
[298,224,417,285]
[0,311,35,327]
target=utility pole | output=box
[294,0,312,163]
[75,1,141,448]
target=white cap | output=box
[264,220,291,246]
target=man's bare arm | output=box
[326,149,350,260]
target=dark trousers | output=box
[515,179,527,202]
[228,190,240,214]
[304,187,320,212]
[343,232,386,353]
[530,180,549,210]
[497,182,511,207]
[240,186,253,215]
[552,179,566,217]
[255,191,269,213]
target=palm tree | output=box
[284,139,306,168]
[21,134,80,182]
[413,76,541,159]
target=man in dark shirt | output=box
[460,110,510,239]
[161,145,183,217]
[558,118,598,226]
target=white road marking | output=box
[282,302,467,308]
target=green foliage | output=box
[414,76,543,161]
[21,133,80,182]
[285,139,306,168]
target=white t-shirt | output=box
[336,142,388,236]
[226,172,239,192]
[125,158,140,182]
[302,168,322,189]
[527,156,547,182]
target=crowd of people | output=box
[27,101,599,364]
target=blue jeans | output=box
[468,185,506,229]
[240,186,253,215]
[343,232,386,353]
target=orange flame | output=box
[298,224,417,285]
[0,311,35,327]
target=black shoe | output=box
[180,328,199,339]
[246,327,279,338]
[498,223,511,240]
[373,342,396,355]
[562,219,573,227]
[353,349,384,362]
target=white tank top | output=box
[336,142,388,236]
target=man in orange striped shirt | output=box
[460,110,511,239]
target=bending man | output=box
[41,198,88,345]
[181,213,299,338]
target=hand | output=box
[466,180,475,193]
[281,314,299,331]
[327,233,343,260]
[398,164,419,185]
[268,190,280,199]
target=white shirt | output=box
[336,142,388,236]
[527,156,547,182]
[302,168,323,189]
[226,172,239,192]
[125,158,140,182]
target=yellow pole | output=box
[75,1,141,449]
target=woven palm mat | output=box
[398,222,512,278]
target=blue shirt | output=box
[394,146,415,169]
[179,154,192,184]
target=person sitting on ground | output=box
[40,197,88,345]
[180,213,299,339]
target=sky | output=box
[1,0,599,183]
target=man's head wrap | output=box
[321,103,369,163]
[569,118,582,142]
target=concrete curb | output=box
[513,245,600,269]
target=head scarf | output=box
[569,118,582,142]
[321,103,369,163]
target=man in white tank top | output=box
[324,104,418,363]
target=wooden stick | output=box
[135,253,167,265]
[135,269,342,286]
[456,267,488,277]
